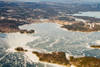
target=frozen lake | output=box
[1,23,100,67]
[20,23,100,57]
[73,11,100,18]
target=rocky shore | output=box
[33,51,70,66]
[0,19,35,34]
[15,47,100,67]
[33,51,100,67]
[90,45,100,49]
[62,22,100,32]
[1,15,100,33]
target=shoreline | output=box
[1,18,100,33]
[10,47,100,67]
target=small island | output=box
[15,47,28,52]
[90,45,100,49]
[20,30,35,34]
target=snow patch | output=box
[24,51,39,63]
[4,33,40,48]
[71,65,76,67]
